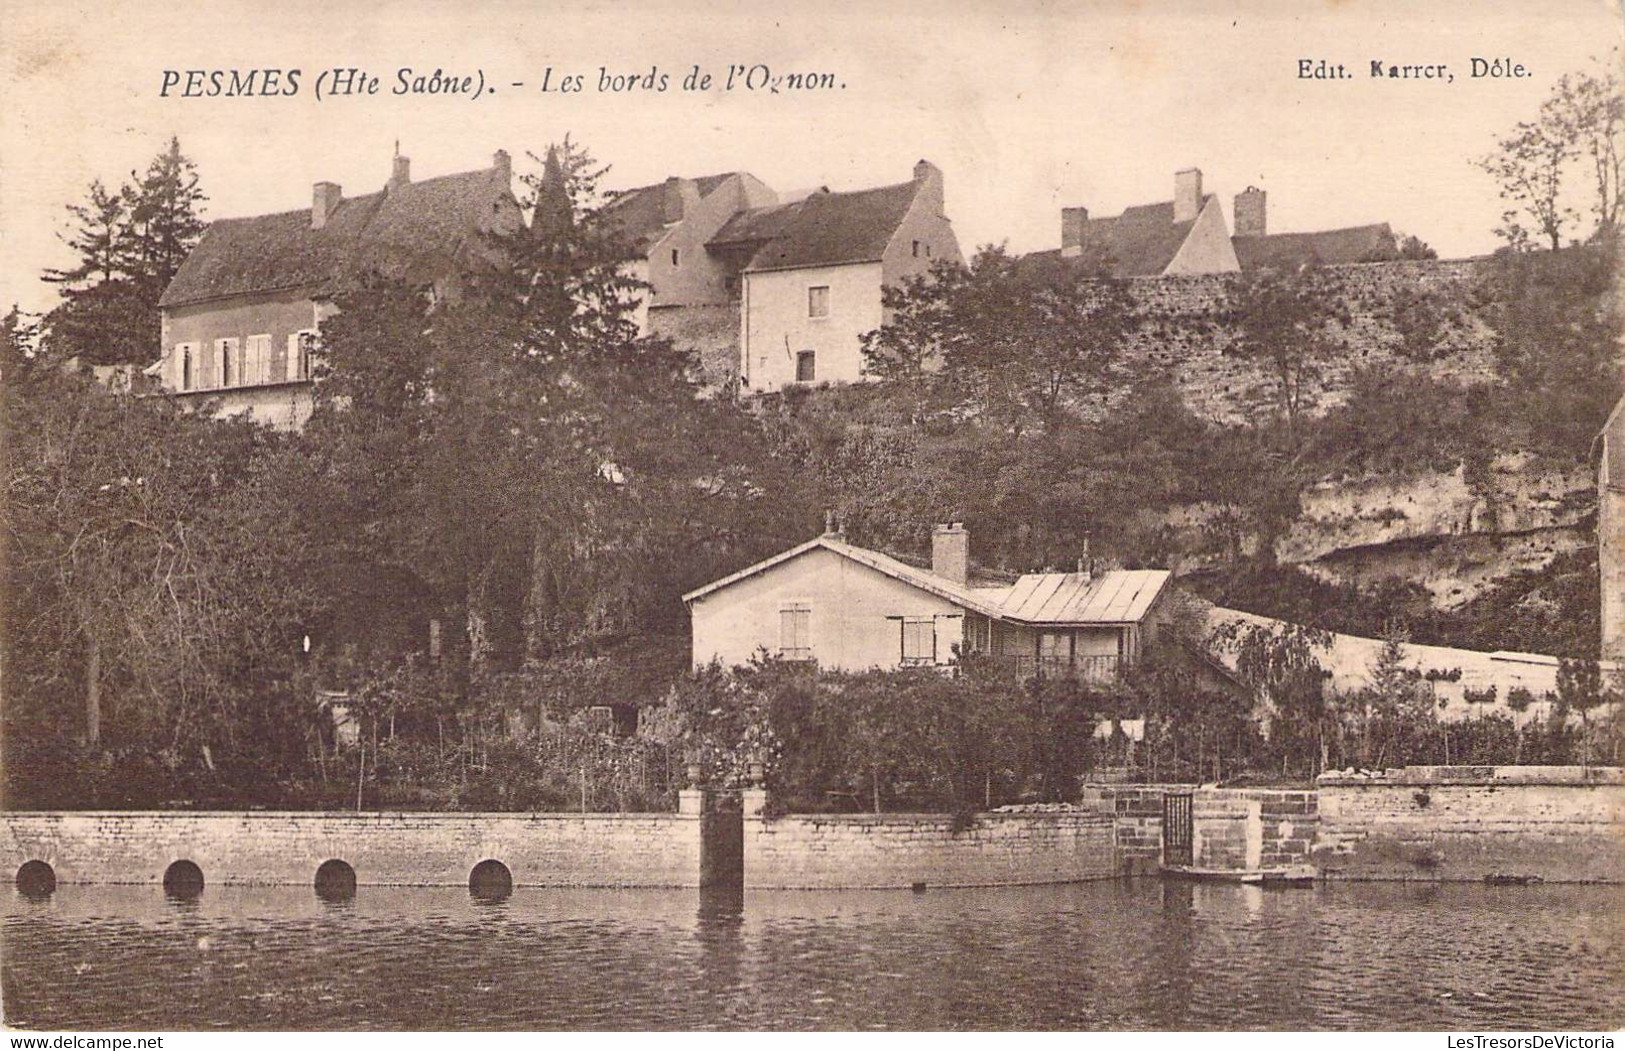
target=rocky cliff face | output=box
[1154,452,1595,617]
[1279,453,1594,607]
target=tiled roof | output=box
[159,167,512,308]
[1232,223,1397,270]
[683,535,1169,626]
[602,173,736,252]
[741,179,921,272]
[707,202,802,248]
[1070,199,1210,277]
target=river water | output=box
[4,880,1620,1030]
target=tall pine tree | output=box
[38,137,206,367]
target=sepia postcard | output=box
[1,0,1622,1038]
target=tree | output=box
[124,136,209,292]
[1395,233,1438,260]
[2,362,319,805]
[1477,67,1624,249]
[1556,657,1615,766]
[863,244,1136,434]
[36,138,207,367]
[1356,628,1434,769]
[1221,266,1348,447]
[302,138,813,710]
[1211,619,1333,775]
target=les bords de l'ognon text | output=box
[157,65,846,101]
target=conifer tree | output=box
[37,138,206,367]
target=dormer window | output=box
[912,240,920,257]
[671,248,680,267]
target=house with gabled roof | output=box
[683,520,1173,678]
[1228,185,1399,270]
[736,161,962,391]
[150,149,521,431]
[1052,168,1240,278]
[1046,170,1406,279]
[601,171,778,343]
[601,159,961,390]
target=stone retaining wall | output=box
[0,811,704,888]
[742,811,1117,889]
[1314,766,1625,883]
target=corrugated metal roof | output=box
[1000,570,1171,624]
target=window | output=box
[796,351,816,383]
[808,285,830,318]
[779,604,811,660]
[287,330,316,381]
[671,248,680,267]
[912,239,920,258]
[215,337,239,387]
[901,617,936,665]
[1039,631,1072,663]
[246,334,272,384]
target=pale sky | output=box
[2,0,1621,316]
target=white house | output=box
[603,159,962,391]
[149,150,522,432]
[683,522,1173,677]
[735,161,962,391]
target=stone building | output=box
[1052,168,1240,277]
[1046,169,1402,278]
[1229,185,1399,269]
[148,150,522,431]
[604,160,963,390]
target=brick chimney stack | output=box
[1174,167,1203,223]
[932,522,969,585]
[1234,186,1266,237]
[311,181,342,230]
[1061,206,1089,258]
[492,149,512,186]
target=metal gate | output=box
[1162,792,1194,867]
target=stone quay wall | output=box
[1314,766,1625,883]
[1080,785,1319,873]
[1190,789,1319,871]
[742,808,1117,889]
[0,811,705,888]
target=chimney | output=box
[1061,206,1089,258]
[311,181,342,230]
[932,522,969,585]
[492,149,511,185]
[1234,186,1266,238]
[913,158,944,212]
[1174,167,1203,223]
[1078,535,1092,582]
[663,176,699,224]
[822,509,846,539]
[389,154,411,192]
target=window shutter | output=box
[287,334,300,381]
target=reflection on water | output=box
[3,880,1620,1031]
